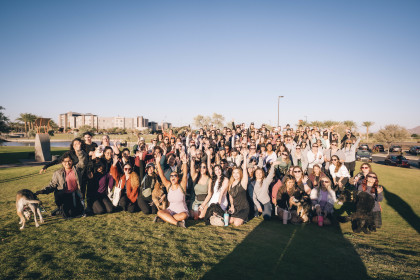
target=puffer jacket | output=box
[39,166,82,195]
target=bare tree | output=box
[375,125,409,154]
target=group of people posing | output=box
[35,122,384,229]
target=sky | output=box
[1,0,419,132]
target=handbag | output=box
[210,213,225,226]
[109,180,123,207]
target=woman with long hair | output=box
[189,161,212,219]
[110,157,140,213]
[310,176,336,225]
[353,163,373,187]
[274,150,291,180]
[248,161,280,220]
[293,166,312,194]
[308,164,326,188]
[154,153,189,228]
[342,134,361,177]
[358,172,384,228]
[228,150,249,226]
[329,155,350,193]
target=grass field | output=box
[0,147,68,165]
[0,158,419,279]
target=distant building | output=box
[59,112,98,129]
[58,112,171,132]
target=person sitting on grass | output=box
[88,161,115,215]
[110,155,140,213]
[310,176,336,226]
[228,150,249,226]
[154,153,189,228]
[35,152,85,218]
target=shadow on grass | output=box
[202,220,370,280]
[383,187,420,234]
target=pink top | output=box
[167,186,188,214]
[65,169,78,193]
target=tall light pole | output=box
[277,96,284,127]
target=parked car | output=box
[384,155,410,168]
[389,145,402,153]
[408,146,420,155]
[372,144,385,153]
[358,143,371,151]
[356,149,372,162]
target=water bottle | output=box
[318,215,324,227]
[283,210,289,224]
[224,212,229,226]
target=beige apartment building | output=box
[58,112,170,132]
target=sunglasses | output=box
[170,174,179,178]
[367,175,377,179]
[361,167,369,169]
[332,159,338,161]
[124,168,132,171]
[293,170,302,173]
[282,153,288,156]
[321,180,330,183]
[313,145,318,148]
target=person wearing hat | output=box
[137,160,160,215]
[132,135,146,154]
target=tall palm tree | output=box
[16,113,38,136]
[362,121,374,141]
[343,120,357,130]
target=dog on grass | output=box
[152,181,168,211]
[351,192,376,234]
[293,191,312,223]
[16,189,44,230]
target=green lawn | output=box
[0,147,68,165]
[0,161,419,279]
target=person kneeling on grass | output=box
[110,156,140,213]
[35,152,85,218]
[310,176,337,225]
[154,153,189,228]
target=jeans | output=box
[254,201,272,220]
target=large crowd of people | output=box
[35,122,384,229]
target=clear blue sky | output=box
[1,0,419,131]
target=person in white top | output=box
[306,143,324,174]
[329,155,350,193]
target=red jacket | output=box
[110,165,140,203]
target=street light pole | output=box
[277,96,284,127]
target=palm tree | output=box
[16,113,38,136]
[362,121,374,141]
[343,120,357,130]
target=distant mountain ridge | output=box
[409,126,420,134]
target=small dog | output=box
[293,192,311,223]
[16,189,44,230]
[152,181,168,211]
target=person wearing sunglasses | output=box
[291,145,308,174]
[154,153,189,228]
[110,156,140,213]
[228,150,249,226]
[324,140,345,173]
[274,151,292,180]
[358,172,384,228]
[307,143,324,175]
[329,155,350,195]
[189,161,212,219]
[353,163,373,187]
[310,176,336,225]
[293,166,312,194]
[342,134,361,177]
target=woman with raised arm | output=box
[154,153,189,228]
[228,150,249,226]
[189,159,212,219]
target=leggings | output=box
[92,194,114,215]
[137,196,157,215]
